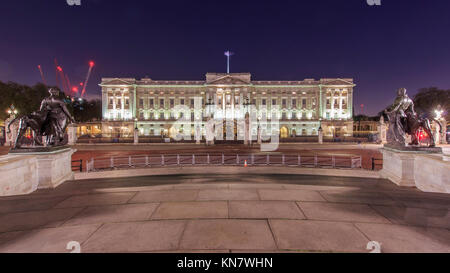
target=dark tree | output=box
[0,81,101,122]
[413,87,450,120]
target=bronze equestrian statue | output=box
[385,88,442,147]
[7,88,75,149]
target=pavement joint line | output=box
[148,202,162,220]
[351,222,373,243]
[266,219,281,250]
[177,220,191,251]
[126,191,140,204]
[59,206,90,227]
[255,189,262,201]
[367,204,396,225]
[80,223,105,249]
[294,201,308,219]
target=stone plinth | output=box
[1,148,76,196]
[380,147,449,193]
[0,155,39,196]
[380,148,416,187]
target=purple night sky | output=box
[0,0,449,115]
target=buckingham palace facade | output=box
[100,73,355,140]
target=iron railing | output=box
[71,159,83,172]
[85,154,362,173]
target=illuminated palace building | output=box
[100,73,355,140]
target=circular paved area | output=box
[0,174,448,253]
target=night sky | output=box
[1,0,449,115]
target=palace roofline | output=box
[100,76,355,87]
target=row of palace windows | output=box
[135,111,317,120]
[108,97,320,110]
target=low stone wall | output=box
[74,166,380,181]
[0,155,39,196]
[414,154,450,193]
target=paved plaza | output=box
[0,173,449,253]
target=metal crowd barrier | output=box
[85,154,362,173]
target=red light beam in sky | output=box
[57,66,69,95]
[37,65,47,86]
[81,60,95,97]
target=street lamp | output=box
[6,105,18,116]
[435,109,443,120]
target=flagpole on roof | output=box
[224,51,234,74]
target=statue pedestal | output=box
[380,146,449,193]
[1,147,76,196]
[380,148,416,187]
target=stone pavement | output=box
[0,174,448,253]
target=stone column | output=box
[257,126,262,144]
[440,118,447,144]
[244,113,251,145]
[378,116,387,144]
[205,118,215,146]
[432,120,441,145]
[318,127,323,144]
[195,125,201,144]
[67,124,78,145]
[134,128,139,144]
[4,116,17,147]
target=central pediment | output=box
[205,73,252,85]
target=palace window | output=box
[109,98,113,105]
[125,99,129,105]
[292,99,297,108]
[282,99,287,108]
[262,99,267,106]
[226,94,231,105]
[160,99,164,108]
[149,99,154,108]
[272,99,277,106]
[302,99,307,108]
[139,99,144,108]
[190,99,195,108]
[180,99,185,105]
[170,99,174,108]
